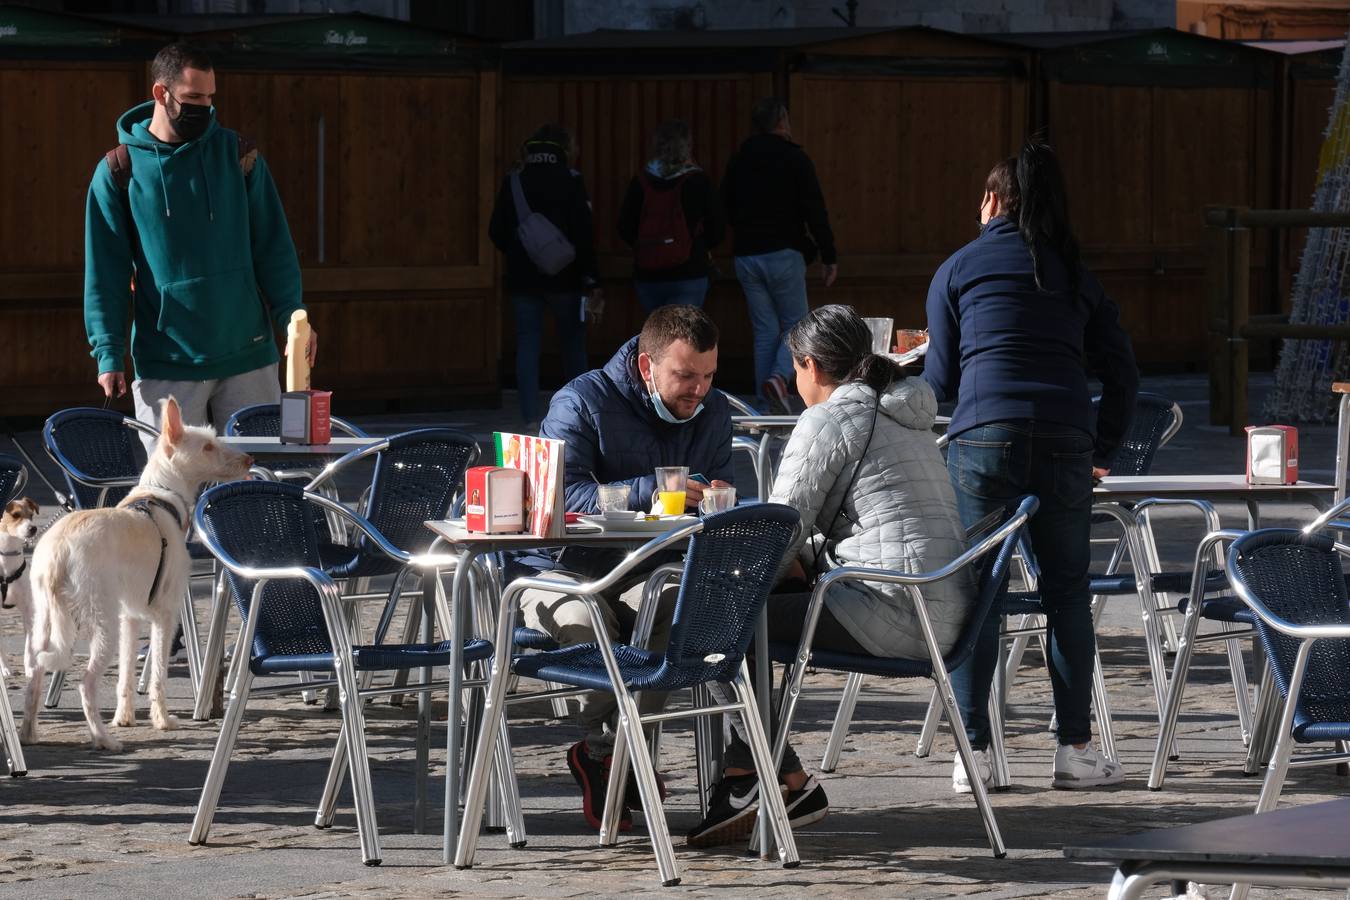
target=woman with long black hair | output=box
[924,140,1139,792]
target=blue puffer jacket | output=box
[515,335,733,579]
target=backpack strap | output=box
[105,144,132,191]
[102,132,259,191]
[233,131,258,178]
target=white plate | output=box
[577,514,697,533]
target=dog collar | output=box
[0,560,24,609]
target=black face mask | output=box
[167,93,212,142]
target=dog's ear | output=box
[3,501,16,517]
[21,498,38,517]
[160,396,185,449]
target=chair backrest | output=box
[196,480,332,661]
[946,495,1039,669]
[43,408,151,509]
[1092,392,1182,477]
[718,389,759,418]
[0,452,25,505]
[1227,528,1350,731]
[361,428,479,553]
[655,503,800,686]
[224,402,368,438]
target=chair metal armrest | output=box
[631,563,683,650]
[501,519,703,609]
[1183,529,1245,608]
[1132,497,1222,534]
[298,490,458,567]
[302,437,393,493]
[1305,495,1350,534]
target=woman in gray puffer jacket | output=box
[689,304,974,849]
[770,309,974,660]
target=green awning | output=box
[0,5,166,49]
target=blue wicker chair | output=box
[1221,527,1350,900]
[188,479,493,865]
[0,451,27,505]
[769,495,1037,859]
[453,504,802,888]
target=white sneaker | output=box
[1052,743,1125,789]
[952,748,993,794]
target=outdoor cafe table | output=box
[1064,796,1350,899]
[423,518,769,864]
[1093,474,1334,527]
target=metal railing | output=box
[1206,205,1350,435]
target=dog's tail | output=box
[31,545,75,672]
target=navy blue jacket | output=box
[923,217,1139,468]
[522,335,733,579]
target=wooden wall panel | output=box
[337,73,480,267]
[1050,83,1154,251]
[215,70,341,268]
[0,63,143,273]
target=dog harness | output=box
[125,494,186,607]
[0,551,23,609]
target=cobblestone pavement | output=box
[2,374,1347,899]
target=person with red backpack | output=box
[617,120,725,312]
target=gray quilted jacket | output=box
[768,378,975,658]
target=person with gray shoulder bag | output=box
[489,124,605,429]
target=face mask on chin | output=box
[166,93,212,142]
[647,377,703,424]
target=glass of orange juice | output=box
[653,466,689,515]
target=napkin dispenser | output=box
[280,390,332,444]
[1245,425,1298,485]
[465,466,526,534]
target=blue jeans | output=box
[634,277,708,313]
[512,292,588,425]
[946,422,1096,749]
[735,249,808,390]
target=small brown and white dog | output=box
[20,397,252,751]
[0,496,39,679]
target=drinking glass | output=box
[653,465,689,515]
[698,485,736,515]
[596,483,629,515]
[862,317,894,354]
[895,328,929,354]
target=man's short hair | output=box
[751,96,788,134]
[638,305,719,361]
[151,43,213,89]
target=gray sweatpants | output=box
[132,362,281,449]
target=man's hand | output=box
[683,478,732,508]
[98,371,127,398]
[1092,466,1109,484]
[585,289,605,325]
[822,263,838,288]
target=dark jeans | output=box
[946,422,1096,749]
[511,292,588,425]
[634,276,708,313]
[717,590,868,776]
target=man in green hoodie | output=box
[84,42,313,436]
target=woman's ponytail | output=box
[1014,139,1081,294]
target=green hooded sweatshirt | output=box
[84,101,303,381]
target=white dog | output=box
[21,397,252,751]
[1,496,39,679]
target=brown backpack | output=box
[104,130,258,191]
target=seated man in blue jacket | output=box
[519,304,733,832]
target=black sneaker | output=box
[783,774,828,829]
[685,773,763,848]
[761,374,791,415]
[565,741,632,832]
[623,766,669,811]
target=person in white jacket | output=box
[687,304,973,848]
